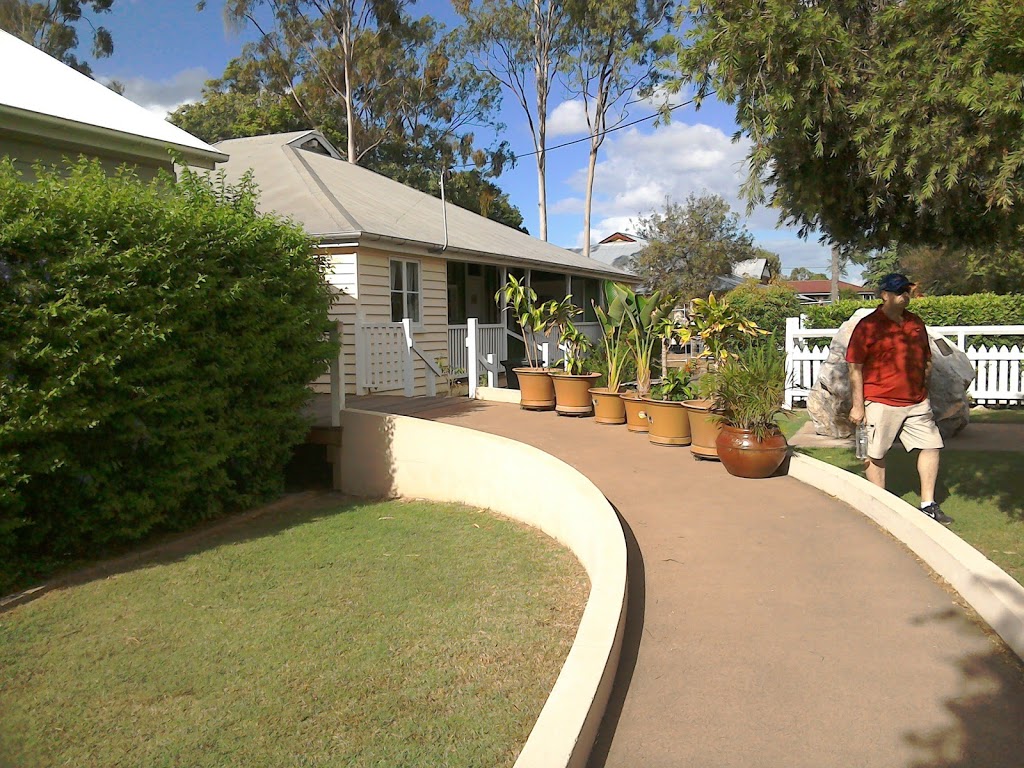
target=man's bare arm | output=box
[848,363,865,424]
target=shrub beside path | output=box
[416,400,1024,768]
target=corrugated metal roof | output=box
[784,280,869,293]
[215,131,636,281]
[570,237,649,271]
[0,30,226,164]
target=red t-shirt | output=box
[845,308,931,406]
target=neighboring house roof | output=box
[783,280,871,294]
[0,29,226,169]
[569,235,649,271]
[733,258,769,281]
[216,131,634,282]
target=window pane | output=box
[391,292,403,322]
[406,262,419,293]
[391,261,403,291]
[409,292,420,323]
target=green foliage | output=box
[0,0,115,77]
[495,274,553,368]
[593,282,630,390]
[634,192,760,300]
[672,0,1024,250]
[788,267,829,281]
[724,281,803,339]
[711,343,787,440]
[606,283,674,396]
[543,296,592,375]
[650,365,696,402]
[0,159,333,590]
[803,293,1024,330]
[859,244,1024,296]
[688,292,768,362]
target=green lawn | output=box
[0,497,587,768]
[969,407,1024,423]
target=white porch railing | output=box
[356,320,443,396]
[784,315,1024,407]
[448,323,506,378]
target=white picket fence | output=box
[356,320,443,396]
[784,316,1024,407]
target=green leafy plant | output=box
[710,342,789,440]
[608,283,675,397]
[593,282,630,390]
[495,274,554,368]
[650,365,697,402]
[543,294,593,375]
[688,292,769,362]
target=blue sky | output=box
[93,0,846,279]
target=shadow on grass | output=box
[1,491,360,614]
[904,606,1024,767]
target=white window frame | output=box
[389,258,423,326]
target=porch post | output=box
[467,317,479,399]
[329,319,345,420]
[401,318,415,397]
[485,353,497,388]
[784,315,798,409]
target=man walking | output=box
[846,273,953,524]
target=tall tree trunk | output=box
[534,0,549,241]
[537,148,548,241]
[344,54,357,164]
[830,245,841,302]
[582,140,599,257]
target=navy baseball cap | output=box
[877,273,914,293]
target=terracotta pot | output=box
[514,367,555,410]
[642,398,692,446]
[590,387,626,425]
[620,392,650,433]
[715,425,789,478]
[551,372,601,415]
[683,399,723,460]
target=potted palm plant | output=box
[643,364,697,446]
[589,284,630,424]
[683,293,769,459]
[711,341,790,478]
[617,286,674,433]
[546,296,600,415]
[495,274,556,410]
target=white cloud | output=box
[102,67,210,118]
[547,100,590,137]
[553,119,839,272]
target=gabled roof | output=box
[0,29,226,168]
[571,235,650,271]
[215,131,634,281]
[733,258,769,281]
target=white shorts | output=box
[864,399,944,460]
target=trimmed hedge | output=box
[803,293,1024,329]
[0,160,334,590]
[725,281,804,338]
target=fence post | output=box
[467,317,479,399]
[401,318,415,397]
[486,353,497,388]
[784,316,799,409]
[329,319,345,422]
[541,341,550,368]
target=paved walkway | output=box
[410,400,1024,768]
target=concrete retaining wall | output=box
[337,408,628,768]
[790,453,1024,662]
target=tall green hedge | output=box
[724,281,804,338]
[0,160,334,590]
[802,293,1024,329]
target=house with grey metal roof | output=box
[215,130,637,397]
[0,29,226,179]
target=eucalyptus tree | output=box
[0,0,114,76]
[671,0,1024,252]
[562,0,675,258]
[452,0,569,241]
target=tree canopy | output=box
[671,0,1024,251]
[632,193,764,300]
[0,0,114,76]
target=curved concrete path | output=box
[417,399,1024,768]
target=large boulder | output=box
[807,308,975,439]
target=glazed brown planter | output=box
[590,386,626,424]
[642,398,692,446]
[514,367,555,410]
[715,425,789,478]
[620,393,650,433]
[683,399,723,460]
[551,372,601,415]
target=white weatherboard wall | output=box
[337,409,628,768]
[311,246,358,394]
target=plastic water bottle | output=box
[855,423,869,459]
